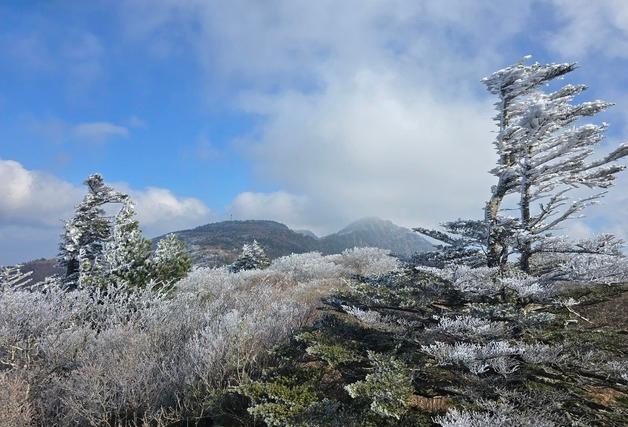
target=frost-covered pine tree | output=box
[481,58,579,268]
[229,240,270,273]
[482,58,627,271]
[0,265,32,291]
[59,174,193,289]
[413,219,489,268]
[151,233,192,286]
[101,201,152,288]
[58,174,127,288]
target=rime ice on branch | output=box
[482,57,627,271]
[416,58,628,273]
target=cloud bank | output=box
[117,0,628,235]
[0,159,212,264]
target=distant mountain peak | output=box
[321,217,432,257]
[150,217,432,267]
[22,217,434,276]
[337,217,396,234]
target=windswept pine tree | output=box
[416,58,628,273]
[58,174,191,289]
[482,58,628,271]
[58,174,128,288]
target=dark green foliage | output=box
[239,265,628,426]
[230,240,271,272]
[345,351,414,419]
[151,233,192,286]
[295,331,361,368]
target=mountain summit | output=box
[319,217,433,258]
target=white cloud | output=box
[242,71,496,232]
[0,159,212,264]
[124,186,212,236]
[116,0,533,232]
[227,191,312,229]
[29,117,131,144]
[72,121,129,142]
[0,159,82,227]
[548,0,628,60]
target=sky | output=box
[1,0,628,264]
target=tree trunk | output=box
[485,92,512,269]
[485,185,508,268]
[519,183,531,273]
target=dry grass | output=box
[0,370,33,427]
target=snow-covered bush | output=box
[336,247,400,277]
[426,315,508,338]
[151,233,192,286]
[0,265,320,425]
[0,370,33,427]
[269,252,344,282]
[435,397,559,427]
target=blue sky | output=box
[1,0,628,264]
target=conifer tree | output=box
[58,174,127,288]
[59,174,193,289]
[229,240,271,272]
[483,58,628,271]
[417,58,627,272]
[101,201,153,288]
[481,59,580,268]
[151,233,192,286]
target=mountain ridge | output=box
[155,217,433,267]
[18,218,434,277]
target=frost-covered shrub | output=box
[336,247,400,277]
[435,402,557,427]
[426,316,507,338]
[269,252,344,282]
[421,341,522,375]
[0,265,321,425]
[419,264,559,302]
[419,265,500,296]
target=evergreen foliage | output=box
[100,202,153,288]
[417,57,628,273]
[58,174,127,288]
[230,240,271,272]
[152,233,192,286]
[57,174,191,290]
[241,263,628,426]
